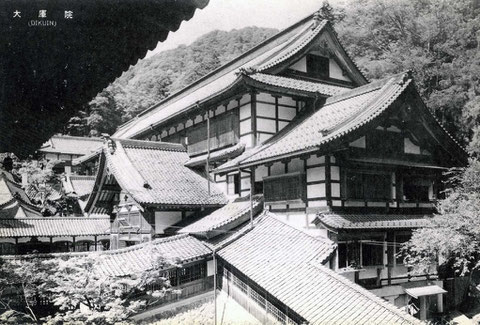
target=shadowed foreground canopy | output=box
[0,0,208,158]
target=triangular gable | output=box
[257,21,368,86]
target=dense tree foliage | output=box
[336,0,480,149]
[0,245,176,324]
[64,0,480,151]
[403,160,480,277]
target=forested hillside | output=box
[66,0,480,153]
[63,27,278,137]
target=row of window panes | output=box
[226,268,296,325]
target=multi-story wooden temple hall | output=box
[1,9,469,324]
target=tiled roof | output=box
[0,173,31,204]
[0,198,43,219]
[113,16,366,140]
[247,73,350,96]
[184,143,245,168]
[216,72,413,173]
[72,148,102,166]
[38,135,103,156]
[0,215,110,238]
[5,234,211,277]
[98,234,211,277]
[67,175,96,199]
[179,195,264,238]
[25,184,62,203]
[219,214,422,325]
[316,213,433,230]
[98,139,226,207]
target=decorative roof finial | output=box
[312,10,322,30]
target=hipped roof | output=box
[86,139,227,212]
[4,234,211,277]
[38,135,104,156]
[215,72,467,173]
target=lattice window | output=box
[263,172,306,202]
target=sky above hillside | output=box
[146,0,341,58]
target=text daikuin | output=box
[28,20,57,27]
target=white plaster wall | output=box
[307,183,326,198]
[307,166,326,182]
[239,103,251,120]
[307,155,325,166]
[289,57,307,72]
[278,106,296,120]
[404,137,421,154]
[288,158,304,173]
[256,102,276,118]
[257,118,276,133]
[350,136,366,148]
[329,59,351,81]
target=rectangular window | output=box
[403,177,431,202]
[346,172,391,200]
[362,241,384,266]
[187,112,239,155]
[227,174,240,195]
[254,181,263,195]
[306,54,329,79]
[263,172,305,202]
[338,242,361,268]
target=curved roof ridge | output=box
[257,20,327,71]
[116,138,185,151]
[105,140,146,207]
[130,13,316,120]
[99,233,194,256]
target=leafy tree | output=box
[403,159,480,277]
[336,0,480,145]
[0,257,49,322]
[0,244,177,324]
[64,27,278,136]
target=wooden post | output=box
[437,293,444,313]
[419,296,427,320]
[206,111,211,196]
[94,235,98,251]
[72,236,76,252]
[386,231,394,285]
[250,167,254,229]
[213,251,217,325]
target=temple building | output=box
[0,172,110,254]
[37,135,104,174]
[84,138,227,249]
[109,10,467,320]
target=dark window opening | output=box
[403,177,431,202]
[338,242,360,268]
[178,263,207,285]
[362,241,384,266]
[254,181,263,195]
[306,55,329,79]
[228,174,241,195]
[346,172,391,200]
